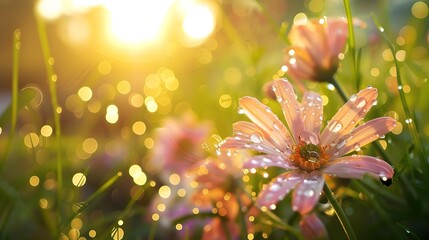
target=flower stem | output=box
[323,183,357,240]
[329,77,349,103]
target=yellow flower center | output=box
[290,143,328,171]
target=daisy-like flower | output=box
[150,112,212,176]
[221,79,395,216]
[284,17,349,83]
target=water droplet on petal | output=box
[272,86,277,92]
[273,122,281,131]
[328,120,343,133]
[304,189,315,197]
[355,98,367,108]
[349,94,357,102]
[269,183,281,191]
[379,175,392,186]
[250,133,263,144]
[237,107,245,114]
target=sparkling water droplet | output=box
[304,189,315,197]
[372,99,378,106]
[353,144,361,151]
[272,86,277,92]
[379,175,392,186]
[215,149,221,156]
[276,95,283,102]
[262,157,272,163]
[269,204,277,210]
[355,98,367,109]
[336,138,347,148]
[226,149,232,156]
[328,120,343,133]
[349,94,357,102]
[273,122,281,131]
[398,85,403,90]
[405,118,413,124]
[237,107,245,114]
[250,133,263,144]
[269,183,281,191]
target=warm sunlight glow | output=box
[182,4,216,40]
[104,0,174,45]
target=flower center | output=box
[291,143,328,171]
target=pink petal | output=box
[243,155,297,170]
[284,47,316,81]
[327,117,397,157]
[325,18,348,57]
[221,136,284,157]
[239,96,294,149]
[292,171,324,215]
[298,131,319,145]
[256,171,304,208]
[272,79,305,142]
[322,155,394,180]
[320,86,378,147]
[232,121,290,154]
[301,91,323,134]
[300,213,329,240]
[289,21,328,67]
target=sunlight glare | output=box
[182,4,216,40]
[104,0,174,45]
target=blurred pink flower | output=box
[300,213,328,240]
[221,79,395,215]
[190,152,259,240]
[150,112,212,176]
[284,18,349,83]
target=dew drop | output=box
[355,98,367,109]
[226,149,232,156]
[398,85,403,90]
[215,149,221,156]
[336,138,347,148]
[349,94,358,102]
[250,133,263,144]
[328,120,343,133]
[273,122,281,131]
[372,99,378,106]
[379,176,392,186]
[405,118,413,124]
[276,95,283,102]
[269,204,277,210]
[272,86,277,92]
[353,144,361,151]
[304,189,315,197]
[269,183,281,191]
[237,107,245,114]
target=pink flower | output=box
[221,79,395,215]
[284,18,349,83]
[300,213,328,240]
[190,152,259,240]
[150,112,212,176]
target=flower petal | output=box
[322,155,394,180]
[327,117,397,157]
[301,91,323,134]
[284,47,316,81]
[272,79,305,142]
[256,171,304,208]
[320,86,378,147]
[239,96,294,149]
[221,121,293,157]
[292,171,324,215]
[300,213,329,240]
[325,18,348,57]
[289,20,328,67]
[244,155,297,170]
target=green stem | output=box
[371,13,428,179]
[323,183,357,240]
[36,15,64,236]
[343,0,359,89]
[329,77,349,103]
